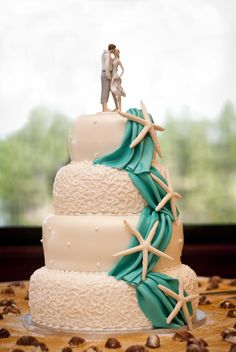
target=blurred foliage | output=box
[0,102,235,225]
[0,107,70,225]
[159,101,236,223]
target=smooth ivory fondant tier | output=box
[42,214,184,272]
[53,161,146,215]
[68,112,126,162]
[29,265,198,331]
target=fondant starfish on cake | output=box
[113,220,174,280]
[150,168,182,221]
[158,277,199,330]
[119,100,165,158]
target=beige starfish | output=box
[113,220,174,280]
[158,279,199,330]
[150,168,182,221]
[119,100,165,158]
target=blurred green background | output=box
[0,101,235,225]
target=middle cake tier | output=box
[53,161,146,215]
[42,214,184,272]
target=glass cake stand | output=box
[23,310,206,339]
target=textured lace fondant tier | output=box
[29,268,152,331]
[29,266,198,331]
[161,264,199,311]
[53,161,146,215]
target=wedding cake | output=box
[29,101,199,331]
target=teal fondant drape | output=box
[94,108,192,328]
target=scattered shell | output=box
[16,335,39,346]
[125,345,148,352]
[208,275,222,283]
[38,342,49,351]
[186,337,209,352]
[105,337,122,348]
[221,328,236,343]
[220,300,235,309]
[0,298,16,306]
[62,348,72,352]
[199,295,211,305]
[227,310,236,318]
[68,336,86,347]
[172,331,194,341]
[145,334,160,348]
[83,346,101,352]
[3,304,21,315]
[0,328,10,339]
[206,282,219,291]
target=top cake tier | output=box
[69,112,126,161]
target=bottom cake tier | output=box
[29,264,198,331]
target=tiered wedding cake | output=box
[29,101,199,331]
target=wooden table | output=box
[0,278,236,352]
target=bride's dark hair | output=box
[108,44,116,51]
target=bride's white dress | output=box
[110,58,126,97]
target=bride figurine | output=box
[110,48,126,111]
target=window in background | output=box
[0,108,70,225]
[0,0,236,225]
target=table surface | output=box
[0,277,236,352]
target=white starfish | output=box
[150,168,182,221]
[158,279,199,330]
[113,220,174,280]
[119,100,165,158]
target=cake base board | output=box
[23,310,206,338]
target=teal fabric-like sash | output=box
[94,108,192,328]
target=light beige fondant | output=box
[68,112,126,162]
[29,264,198,331]
[53,161,146,216]
[29,106,199,331]
[42,214,183,273]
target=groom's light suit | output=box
[101,50,113,104]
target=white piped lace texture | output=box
[29,268,152,330]
[53,161,146,215]
[29,265,198,331]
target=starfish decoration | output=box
[119,100,165,158]
[150,168,182,221]
[158,279,199,330]
[113,220,174,280]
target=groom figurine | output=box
[101,43,117,112]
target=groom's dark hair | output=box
[108,44,116,51]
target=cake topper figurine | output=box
[101,44,126,112]
[110,48,126,111]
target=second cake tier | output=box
[53,161,146,215]
[42,214,184,273]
